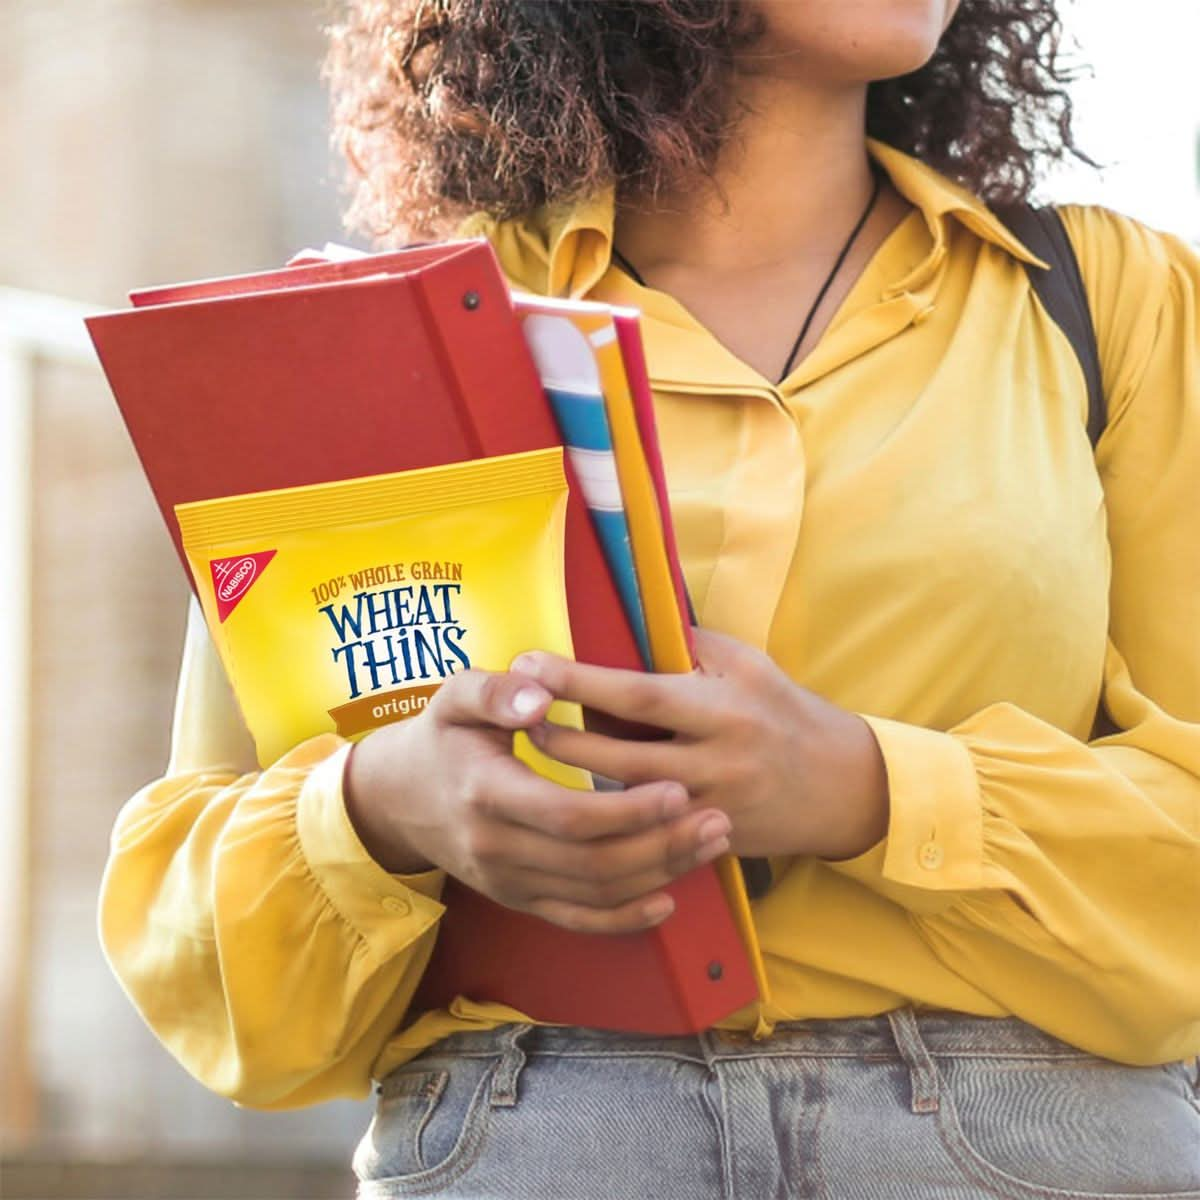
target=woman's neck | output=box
[610,71,914,382]
[614,73,876,275]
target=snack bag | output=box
[175,447,589,788]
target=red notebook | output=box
[89,241,758,1034]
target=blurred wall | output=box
[1,0,370,1189]
[1,0,352,304]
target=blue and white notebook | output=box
[519,310,653,669]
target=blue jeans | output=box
[353,1009,1200,1198]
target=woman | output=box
[100,0,1200,1195]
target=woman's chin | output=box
[747,0,957,85]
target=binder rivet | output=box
[707,960,724,981]
[462,290,481,311]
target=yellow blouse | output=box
[99,141,1200,1109]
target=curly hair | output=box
[325,0,1090,242]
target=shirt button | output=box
[381,896,411,916]
[918,842,944,870]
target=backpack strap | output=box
[992,204,1106,450]
[995,205,1116,743]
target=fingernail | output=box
[643,896,674,925]
[697,836,730,864]
[661,786,689,817]
[511,687,547,718]
[696,813,731,843]
[510,653,541,679]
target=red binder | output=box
[88,242,758,1034]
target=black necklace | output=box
[611,165,883,385]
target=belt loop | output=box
[488,1023,533,1109]
[886,1007,940,1114]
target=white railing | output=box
[0,287,102,1144]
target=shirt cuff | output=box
[296,742,446,958]
[827,715,985,901]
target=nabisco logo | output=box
[218,558,257,601]
[210,550,276,623]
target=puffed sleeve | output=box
[829,209,1200,1065]
[98,599,447,1107]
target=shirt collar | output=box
[459,191,616,299]
[464,138,1048,299]
[867,140,1048,271]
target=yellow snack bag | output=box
[174,447,588,787]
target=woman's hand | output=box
[519,628,890,862]
[343,668,735,934]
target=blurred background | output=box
[1,2,1197,1198]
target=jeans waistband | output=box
[419,1009,1097,1066]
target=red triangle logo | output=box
[209,551,276,623]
